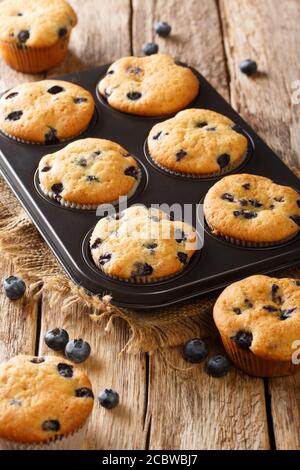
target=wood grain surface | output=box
[0,0,299,450]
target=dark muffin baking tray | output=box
[0,64,299,310]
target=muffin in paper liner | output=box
[0,0,77,73]
[0,355,94,449]
[147,108,250,179]
[38,138,142,210]
[89,205,198,284]
[0,36,70,74]
[213,275,300,378]
[0,420,89,451]
[203,173,300,247]
[0,80,94,145]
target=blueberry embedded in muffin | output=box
[89,205,197,282]
[98,54,199,116]
[213,275,300,377]
[148,108,249,176]
[0,355,94,448]
[203,173,300,246]
[38,138,141,208]
[0,80,94,144]
[0,0,77,73]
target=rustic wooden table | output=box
[0,0,299,450]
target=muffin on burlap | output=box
[0,80,94,144]
[147,108,249,177]
[203,173,300,246]
[98,54,199,116]
[38,138,141,209]
[90,205,197,282]
[213,275,300,377]
[0,0,77,73]
[0,355,94,450]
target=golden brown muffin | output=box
[148,109,248,176]
[0,0,77,73]
[98,54,199,116]
[0,355,94,446]
[90,205,197,282]
[203,173,300,245]
[38,138,141,209]
[0,80,94,144]
[213,275,300,377]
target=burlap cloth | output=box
[0,170,299,353]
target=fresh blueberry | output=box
[127,91,142,101]
[91,238,102,250]
[45,127,59,145]
[242,183,251,190]
[3,275,26,300]
[239,59,258,76]
[99,253,112,265]
[65,338,91,363]
[177,252,188,265]
[58,27,68,38]
[142,42,159,56]
[183,338,209,363]
[124,166,139,179]
[41,165,51,172]
[279,308,296,320]
[131,262,153,277]
[154,21,172,37]
[30,357,45,364]
[45,328,69,351]
[98,389,119,409]
[206,355,231,378]
[51,183,63,194]
[175,149,187,162]
[196,121,208,128]
[221,193,234,202]
[233,307,242,315]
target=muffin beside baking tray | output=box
[0,58,299,308]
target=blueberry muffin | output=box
[38,138,141,209]
[90,205,197,282]
[98,54,199,116]
[0,355,94,449]
[148,109,249,176]
[0,0,77,73]
[203,173,300,246]
[213,275,300,377]
[0,80,94,144]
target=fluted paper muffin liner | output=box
[220,333,300,377]
[39,170,141,211]
[206,221,298,248]
[0,419,89,451]
[0,36,70,74]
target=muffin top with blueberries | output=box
[38,138,141,207]
[0,80,94,144]
[0,0,77,47]
[90,205,197,281]
[148,109,248,175]
[213,275,300,361]
[0,355,94,443]
[203,174,300,243]
[98,54,199,116]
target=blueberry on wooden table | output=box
[239,59,258,76]
[45,328,69,351]
[98,389,119,409]
[3,275,26,300]
[183,338,209,363]
[142,42,159,55]
[206,355,231,378]
[154,21,172,37]
[65,338,91,363]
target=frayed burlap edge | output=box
[0,169,299,354]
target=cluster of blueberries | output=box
[183,339,230,378]
[143,21,257,77]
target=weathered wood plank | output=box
[0,259,38,363]
[220,0,300,450]
[132,0,269,450]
